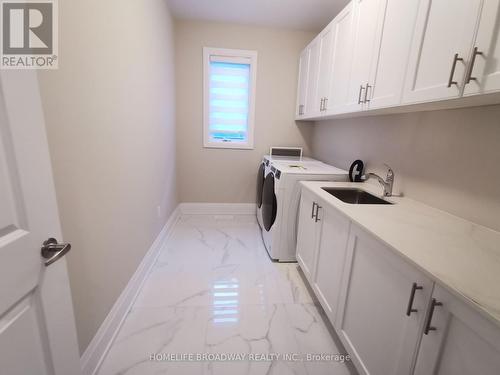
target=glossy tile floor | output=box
[97,214,355,375]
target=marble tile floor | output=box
[97,214,356,375]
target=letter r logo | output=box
[2,2,53,54]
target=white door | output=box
[305,36,321,118]
[295,190,320,282]
[312,206,350,326]
[328,2,355,114]
[403,0,482,104]
[463,0,500,96]
[0,72,80,375]
[336,225,433,375]
[295,48,310,118]
[367,0,420,109]
[414,285,500,375]
[343,0,385,113]
[316,22,335,114]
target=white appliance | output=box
[260,160,348,261]
[257,153,317,230]
[257,147,308,229]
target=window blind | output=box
[208,59,251,142]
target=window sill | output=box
[203,141,254,150]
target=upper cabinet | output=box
[316,21,336,114]
[463,0,500,96]
[368,0,420,109]
[343,0,385,113]
[295,48,310,118]
[296,0,500,121]
[402,0,483,104]
[327,2,356,114]
[305,36,321,118]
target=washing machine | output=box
[256,148,317,230]
[261,160,348,261]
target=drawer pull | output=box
[424,298,443,334]
[406,282,423,316]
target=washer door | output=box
[257,162,265,208]
[262,173,277,232]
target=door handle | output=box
[465,47,483,84]
[406,282,423,316]
[358,85,365,104]
[41,238,72,266]
[447,53,464,87]
[314,204,321,222]
[311,202,317,219]
[364,84,371,103]
[424,298,443,334]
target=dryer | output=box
[261,160,348,261]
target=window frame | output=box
[203,47,258,149]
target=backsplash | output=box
[311,104,500,232]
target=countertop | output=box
[301,181,500,325]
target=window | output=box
[203,47,257,149]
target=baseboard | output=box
[80,206,181,375]
[179,202,257,215]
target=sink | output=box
[322,188,393,205]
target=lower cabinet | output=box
[296,190,351,326]
[335,225,433,375]
[296,187,500,375]
[296,189,321,281]
[413,285,500,375]
[312,206,350,324]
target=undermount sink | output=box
[322,188,394,205]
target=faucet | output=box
[364,164,394,197]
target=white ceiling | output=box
[166,0,350,32]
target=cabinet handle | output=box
[447,53,464,88]
[311,202,317,219]
[424,298,443,334]
[358,85,365,104]
[465,47,483,84]
[323,97,328,111]
[364,84,371,103]
[406,282,423,316]
[314,204,321,222]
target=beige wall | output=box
[175,20,315,203]
[311,105,500,231]
[38,0,177,353]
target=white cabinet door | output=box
[316,22,336,114]
[312,206,350,325]
[296,189,320,282]
[336,225,433,375]
[296,47,310,118]
[414,284,500,375]
[328,2,356,114]
[343,0,385,113]
[463,0,500,96]
[403,0,482,104]
[367,0,420,109]
[305,36,321,118]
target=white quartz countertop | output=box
[301,181,500,326]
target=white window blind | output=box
[209,58,250,142]
[203,48,257,149]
